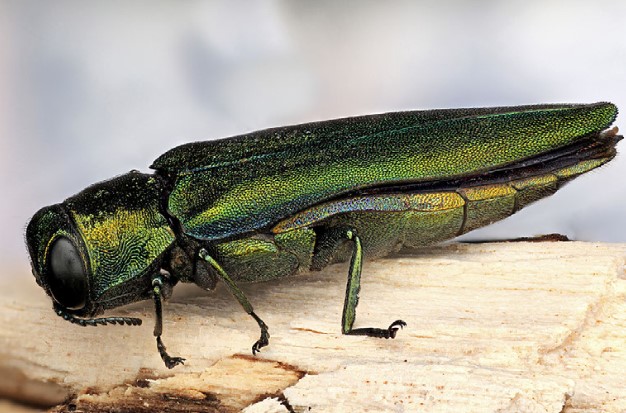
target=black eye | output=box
[48,237,87,310]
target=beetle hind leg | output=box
[317,227,407,339]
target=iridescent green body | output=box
[154,104,616,240]
[25,102,622,368]
[210,157,609,283]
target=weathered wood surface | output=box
[0,241,625,412]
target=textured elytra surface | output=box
[24,103,620,316]
[17,103,623,412]
[154,103,617,240]
[211,156,612,282]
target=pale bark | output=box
[1,242,625,412]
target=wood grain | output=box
[1,242,625,412]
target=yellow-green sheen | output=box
[62,173,176,301]
[155,103,617,240]
[24,101,621,369]
[71,207,175,299]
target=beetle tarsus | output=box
[157,336,185,369]
[251,333,269,355]
[346,320,407,339]
[386,319,407,339]
[251,311,270,355]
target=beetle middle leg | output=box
[314,227,406,338]
[198,248,270,354]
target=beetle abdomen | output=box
[273,157,611,265]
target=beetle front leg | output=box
[336,228,407,338]
[152,275,185,368]
[198,248,270,354]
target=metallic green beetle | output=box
[26,102,621,368]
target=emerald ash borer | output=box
[26,102,622,368]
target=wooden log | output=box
[0,241,625,412]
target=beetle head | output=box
[26,172,176,318]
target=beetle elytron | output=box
[26,102,621,368]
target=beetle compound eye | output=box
[48,237,87,310]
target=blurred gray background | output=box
[1,1,625,281]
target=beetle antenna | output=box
[53,304,142,326]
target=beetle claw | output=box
[252,329,270,355]
[345,319,407,339]
[157,336,185,369]
[387,320,407,339]
[164,356,186,369]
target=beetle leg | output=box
[339,228,407,339]
[199,248,270,355]
[152,275,185,368]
